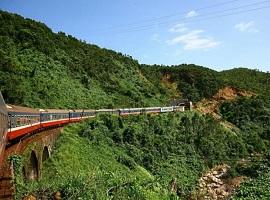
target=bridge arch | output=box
[27,151,39,180]
[42,146,50,162]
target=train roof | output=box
[7,104,39,114]
[144,107,161,109]
[39,109,96,113]
[96,109,118,112]
[7,105,96,114]
[42,109,70,113]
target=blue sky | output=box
[1,0,270,72]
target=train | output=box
[0,89,192,146]
[0,90,192,167]
[6,103,192,142]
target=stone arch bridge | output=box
[0,127,62,199]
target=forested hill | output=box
[0,10,171,108]
[220,68,270,102]
[140,65,270,103]
[0,10,269,109]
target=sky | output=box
[0,0,270,72]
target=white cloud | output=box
[167,30,220,50]
[151,33,161,43]
[235,21,259,33]
[186,10,198,18]
[169,23,188,33]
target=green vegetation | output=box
[0,10,223,109]
[140,65,270,104]
[219,96,270,154]
[0,10,171,108]
[13,112,269,199]
[220,68,270,102]
[219,97,270,199]
[1,10,269,109]
[232,170,270,200]
[140,64,223,102]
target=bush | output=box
[117,155,137,169]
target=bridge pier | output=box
[0,162,14,200]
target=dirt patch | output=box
[213,87,254,101]
[195,87,254,119]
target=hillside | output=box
[195,86,254,119]
[1,10,269,110]
[12,111,269,199]
[13,113,269,199]
[220,68,270,100]
[140,64,223,103]
[0,10,172,109]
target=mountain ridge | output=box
[0,9,269,110]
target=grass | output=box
[14,121,171,199]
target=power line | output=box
[136,1,270,30]
[104,2,270,34]
[90,0,270,34]
[99,3,270,35]
[91,0,246,32]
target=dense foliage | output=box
[0,10,171,108]
[140,64,223,102]
[141,66,270,104]
[219,96,270,199]
[220,96,270,154]
[232,169,270,199]
[13,112,269,199]
[220,68,270,103]
[1,10,269,109]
